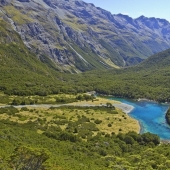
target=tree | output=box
[141,132,160,145]
[76,95,83,101]
[8,145,49,170]
[106,103,113,108]
[11,99,21,105]
[124,136,135,145]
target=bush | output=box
[124,136,135,145]
[11,99,21,106]
[108,123,112,127]
[20,107,29,112]
[0,106,19,115]
[78,115,90,123]
[59,132,79,142]
[94,119,102,124]
[141,132,160,145]
[98,149,107,156]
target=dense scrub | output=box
[165,108,170,125]
[0,106,170,169]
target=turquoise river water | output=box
[111,97,170,140]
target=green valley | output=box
[1,0,170,169]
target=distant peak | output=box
[116,13,130,18]
[114,13,134,22]
[17,0,30,2]
[136,15,169,23]
[137,15,147,19]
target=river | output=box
[110,97,170,140]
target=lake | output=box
[110,97,170,140]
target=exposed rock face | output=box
[17,0,30,2]
[1,0,170,71]
[0,0,10,5]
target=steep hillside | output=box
[136,48,170,70]
[0,19,65,95]
[1,0,170,71]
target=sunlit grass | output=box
[4,6,34,25]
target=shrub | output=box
[0,106,19,115]
[108,123,112,127]
[20,107,29,112]
[94,119,102,124]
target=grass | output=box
[0,93,140,134]
[70,44,108,70]
[0,105,139,134]
[101,57,120,68]
[63,17,87,31]
[0,93,11,105]
[55,44,64,50]
[4,6,34,25]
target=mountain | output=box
[1,0,170,71]
[0,18,65,96]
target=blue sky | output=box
[83,0,170,21]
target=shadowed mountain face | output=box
[1,0,170,71]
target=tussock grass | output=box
[4,6,34,24]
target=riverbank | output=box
[112,103,134,114]
[70,97,135,113]
[0,96,141,134]
[71,98,140,133]
[72,101,140,134]
[112,102,140,133]
[118,98,170,139]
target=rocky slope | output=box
[0,18,63,95]
[1,0,170,71]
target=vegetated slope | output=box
[136,48,170,70]
[0,19,65,95]
[1,0,170,71]
[65,48,170,102]
[1,106,170,170]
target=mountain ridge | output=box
[1,0,170,71]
